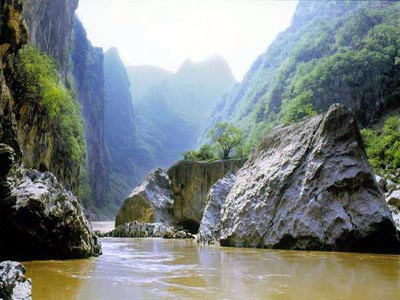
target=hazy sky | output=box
[77,0,298,80]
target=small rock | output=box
[375,175,386,192]
[386,179,396,192]
[388,205,400,231]
[0,261,32,300]
[387,190,400,209]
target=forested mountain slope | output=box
[201,0,400,148]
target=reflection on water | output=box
[24,237,400,300]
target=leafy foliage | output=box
[209,122,243,159]
[15,46,85,168]
[362,116,400,173]
[183,144,216,161]
[201,2,400,150]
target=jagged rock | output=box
[198,173,236,244]
[0,261,31,300]
[0,144,101,260]
[106,221,193,239]
[115,169,174,227]
[219,104,400,253]
[21,0,78,79]
[386,190,400,209]
[168,159,246,232]
[386,179,396,193]
[375,175,387,192]
[388,206,400,231]
[110,221,172,238]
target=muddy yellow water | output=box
[23,238,399,300]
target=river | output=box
[23,222,400,300]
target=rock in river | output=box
[219,104,400,253]
[0,144,101,260]
[198,172,236,244]
[0,261,31,300]
[115,169,174,227]
[168,159,245,232]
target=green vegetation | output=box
[200,2,400,151]
[209,122,243,159]
[362,116,400,174]
[183,144,216,161]
[184,123,246,161]
[15,45,85,168]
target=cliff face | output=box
[72,18,111,208]
[0,0,82,193]
[0,0,101,260]
[21,0,78,79]
[201,0,400,147]
[219,104,399,253]
[167,159,245,232]
[104,48,137,205]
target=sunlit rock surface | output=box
[198,172,236,244]
[0,144,101,260]
[0,261,31,300]
[219,104,400,253]
[115,169,174,227]
[168,159,245,232]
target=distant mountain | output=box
[104,48,138,207]
[127,55,236,173]
[200,0,400,148]
[127,65,174,101]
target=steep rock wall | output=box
[72,18,111,208]
[21,0,78,79]
[0,0,101,260]
[167,159,245,231]
[104,48,137,206]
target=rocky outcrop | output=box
[0,144,101,260]
[21,0,78,79]
[219,104,399,253]
[105,221,194,239]
[115,169,174,227]
[386,190,400,231]
[72,18,112,209]
[167,159,245,232]
[198,173,236,244]
[1,0,81,194]
[0,261,31,300]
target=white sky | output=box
[77,0,298,80]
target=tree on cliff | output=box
[209,122,242,159]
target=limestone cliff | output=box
[21,0,78,79]
[219,104,399,253]
[72,18,112,209]
[167,159,245,232]
[0,0,82,193]
[0,0,101,259]
[104,48,138,206]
